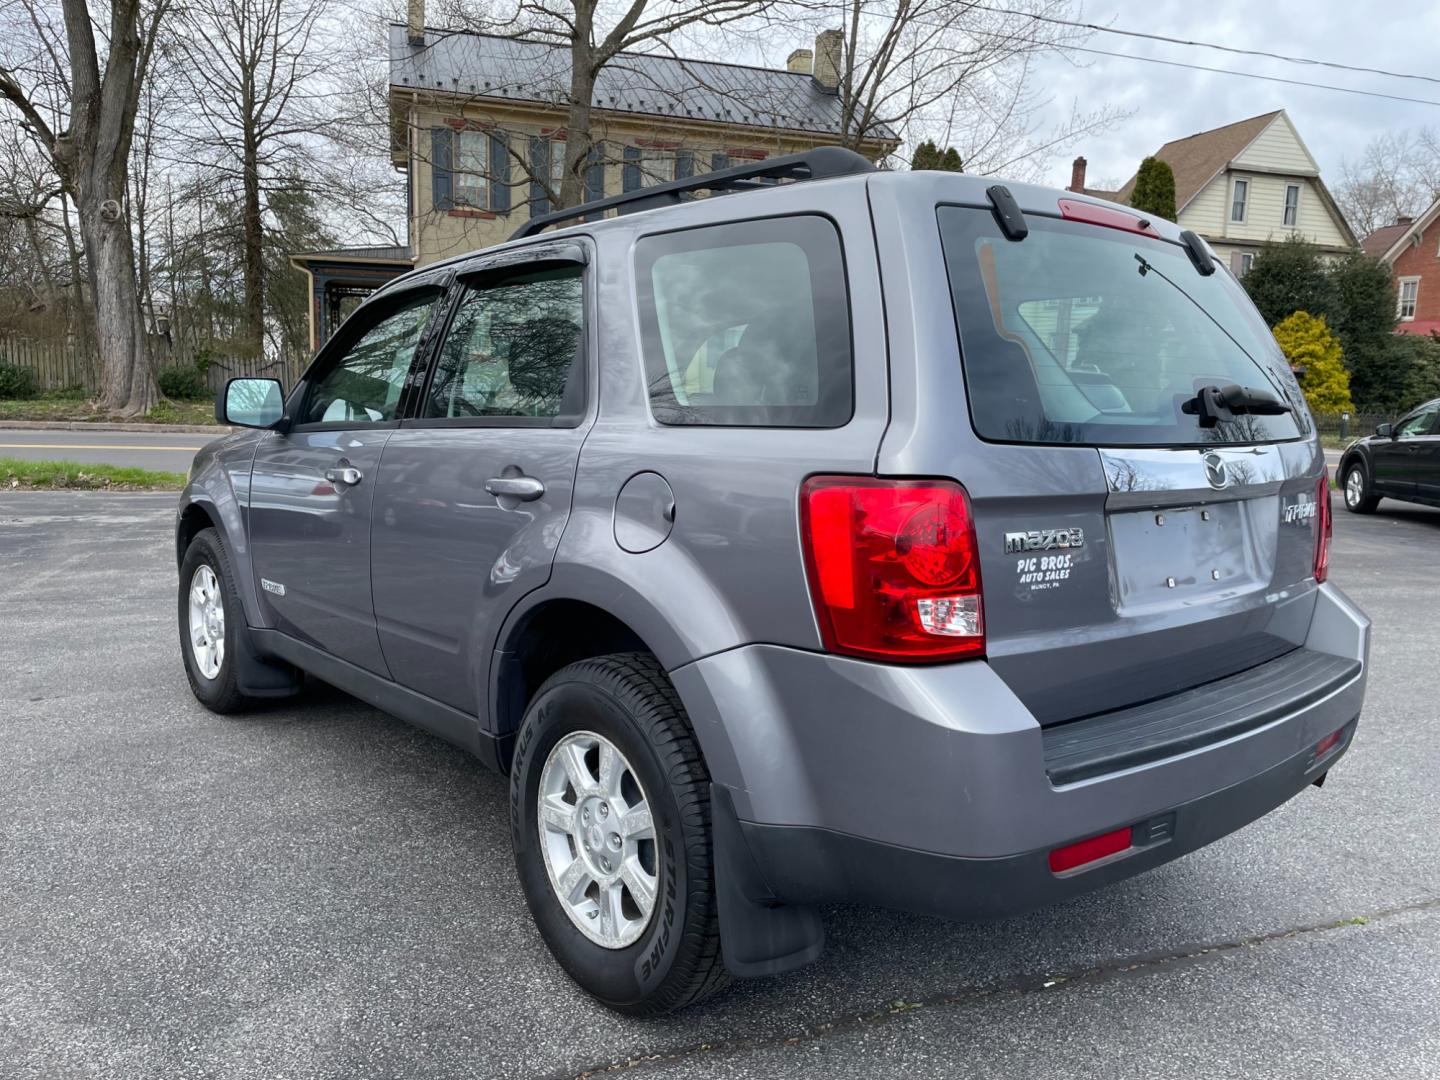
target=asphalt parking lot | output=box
[2,492,1438,1079]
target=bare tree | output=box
[434,0,786,209]
[169,0,333,353]
[823,0,1124,177]
[1336,128,1440,239]
[0,0,169,413]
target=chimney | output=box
[1396,214,1414,226]
[787,48,813,74]
[406,0,424,45]
[812,29,843,94]
[1068,155,1087,193]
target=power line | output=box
[971,3,1440,88]
[1063,44,1440,109]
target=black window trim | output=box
[286,279,453,434]
[632,211,856,430]
[402,240,594,431]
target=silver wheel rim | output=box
[537,730,658,949]
[187,564,225,680]
[1345,468,1363,507]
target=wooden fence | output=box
[0,333,309,396]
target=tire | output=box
[1342,461,1379,514]
[178,527,256,714]
[510,652,729,1015]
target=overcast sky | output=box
[1017,0,1440,191]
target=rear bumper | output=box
[673,582,1369,920]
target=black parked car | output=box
[1338,398,1440,513]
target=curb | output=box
[0,420,229,434]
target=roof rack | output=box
[510,145,876,240]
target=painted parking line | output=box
[0,443,205,452]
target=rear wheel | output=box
[178,528,257,713]
[509,653,728,1014]
[1343,462,1379,514]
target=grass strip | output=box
[1,457,186,491]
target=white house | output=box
[1069,110,1357,274]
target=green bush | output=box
[157,364,210,400]
[1130,156,1177,221]
[0,361,39,400]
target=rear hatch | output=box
[903,203,1325,724]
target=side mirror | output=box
[219,377,285,428]
[1374,422,1394,438]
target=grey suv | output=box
[177,147,1370,1014]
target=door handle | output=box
[485,475,545,501]
[325,466,363,486]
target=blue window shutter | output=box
[432,127,453,211]
[711,152,729,173]
[623,145,641,192]
[675,150,694,179]
[585,146,604,204]
[489,132,510,213]
[529,136,550,217]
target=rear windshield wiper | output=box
[1181,384,1294,428]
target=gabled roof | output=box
[1362,195,1440,263]
[1112,111,1283,209]
[388,25,898,144]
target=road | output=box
[0,428,211,471]
[1,492,1436,1079]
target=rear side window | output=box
[635,215,852,427]
[937,207,1306,447]
[424,266,584,421]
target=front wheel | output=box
[509,653,728,1015]
[178,527,257,713]
[1343,462,1379,514]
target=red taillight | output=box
[1058,198,1160,236]
[1315,470,1333,583]
[799,477,984,663]
[1049,827,1133,874]
[1314,727,1344,759]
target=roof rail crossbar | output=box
[510,145,876,240]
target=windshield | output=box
[937,207,1308,447]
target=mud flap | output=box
[711,784,825,978]
[234,623,303,698]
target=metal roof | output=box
[389,24,897,143]
[290,245,414,265]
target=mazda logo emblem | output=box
[1202,452,1229,489]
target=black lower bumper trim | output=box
[739,721,1355,922]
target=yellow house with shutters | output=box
[387,22,896,267]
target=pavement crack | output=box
[559,895,1440,1079]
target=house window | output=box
[1240,252,1255,275]
[1283,184,1300,227]
[454,130,490,208]
[1399,277,1419,321]
[1230,179,1248,223]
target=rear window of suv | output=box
[635,215,852,427]
[937,207,1307,447]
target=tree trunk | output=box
[559,33,597,210]
[242,125,265,353]
[78,184,155,414]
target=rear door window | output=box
[424,266,585,422]
[937,207,1307,447]
[634,215,852,427]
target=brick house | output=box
[1069,111,1357,275]
[1361,196,1440,337]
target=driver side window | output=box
[1396,408,1438,437]
[301,292,438,425]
